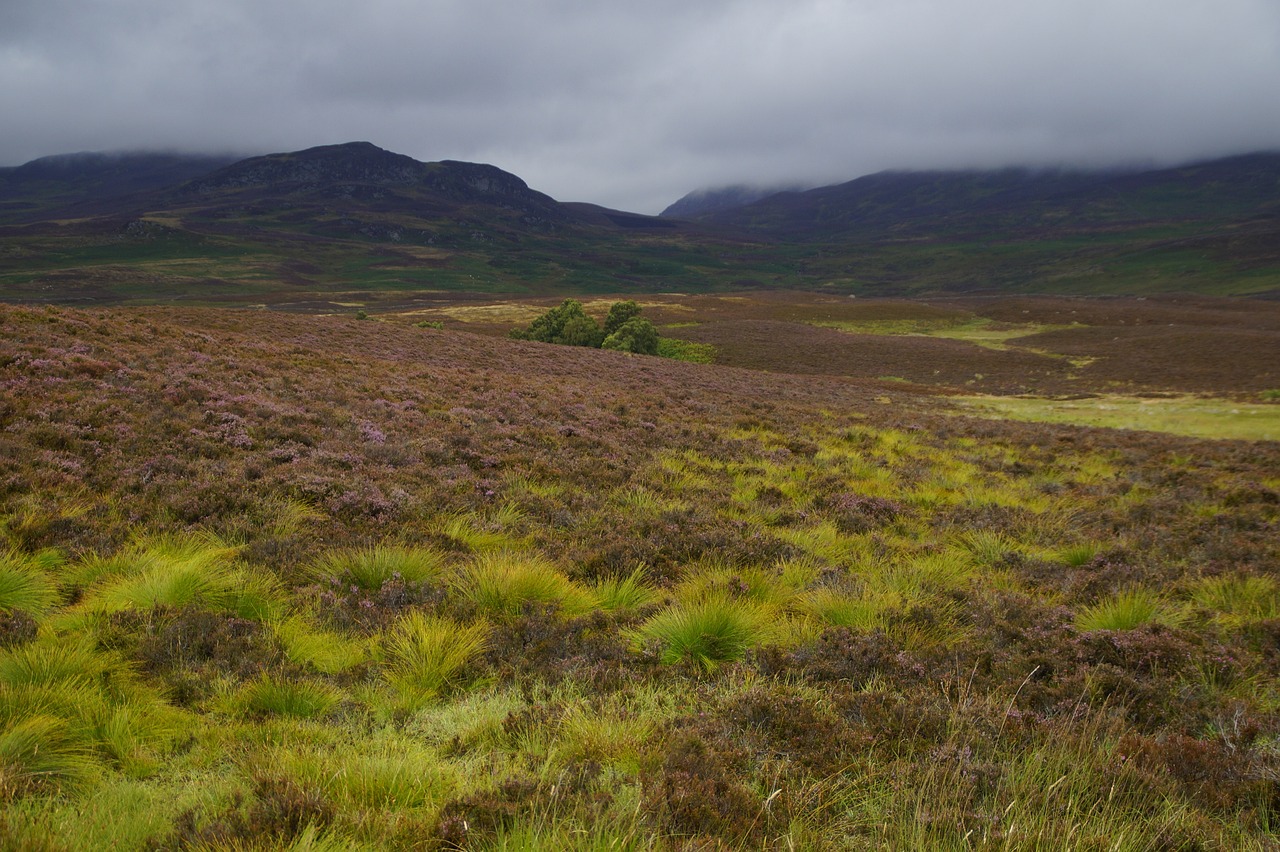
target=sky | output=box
[3,0,1279,214]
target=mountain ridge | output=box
[1,142,1278,301]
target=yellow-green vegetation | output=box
[379,612,491,709]
[956,393,1280,440]
[815,314,1073,351]
[2,301,1278,849]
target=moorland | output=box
[0,143,1278,850]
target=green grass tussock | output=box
[0,550,61,619]
[0,715,97,798]
[236,676,343,719]
[311,545,447,591]
[459,551,594,617]
[1075,587,1183,632]
[633,596,775,671]
[380,612,491,708]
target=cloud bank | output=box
[3,0,1279,212]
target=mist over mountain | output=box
[0,151,241,220]
[1,141,1277,302]
[660,184,808,219]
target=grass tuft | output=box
[633,596,773,671]
[0,549,61,618]
[460,551,594,617]
[312,545,446,591]
[0,715,96,797]
[381,612,490,707]
[1076,587,1180,632]
[1189,574,1278,624]
[239,676,343,719]
[591,566,659,613]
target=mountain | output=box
[660,184,806,219]
[178,141,569,223]
[695,153,1280,241]
[1,143,1278,303]
[0,151,240,223]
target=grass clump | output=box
[380,612,490,708]
[459,551,594,617]
[797,587,900,631]
[59,538,284,623]
[1058,542,1101,567]
[633,596,773,672]
[237,676,343,719]
[591,566,659,614]
[62,536,241,596]
[271,615,368,675]
[0,549,61,619]
[0,638,187,779]
[267,739,458,812]
[312,545,446,591]
[1189,574,1279,625]
[1076,588,1181,632]
[0,715,96,797]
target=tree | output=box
[601,317,659,355]
[511,299,659,354]
[603,300,642,336]
[509,299,603,347]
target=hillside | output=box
[1,144,1278,303]
[0,151,240,224]
[0,301,1277,848]
[694,154,1280,240]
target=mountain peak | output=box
[186,142,425,192]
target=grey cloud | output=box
[2,0,1278,213]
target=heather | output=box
[1,302,1278,849]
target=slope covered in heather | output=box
[1,303,1277,849]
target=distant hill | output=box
[660,184,806,219]
[0,151,240,223]
[1,143,1278,302]
[696,153,1280,240]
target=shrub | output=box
[603,300,642,336]
[655,337,715,363]
[509,299,603,347]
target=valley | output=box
[1,143,1277,850]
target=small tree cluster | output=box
[510,299,660,356]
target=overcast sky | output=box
[3,0,1279,213]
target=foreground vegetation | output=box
[1,300,1277,849]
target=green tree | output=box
[601,317,660,355]
[603,300,642,336]
[510,299,603,347]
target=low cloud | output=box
[3,0,1278,213]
